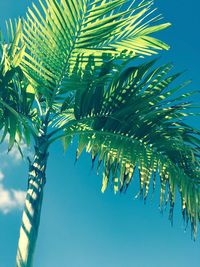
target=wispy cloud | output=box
[0,184,26,214]
[0,138,29,214]
[0,170,4,182]
[0,137,29,165]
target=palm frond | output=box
[0,20,37,148]
[52,59,200,239]
[21,0,170,102]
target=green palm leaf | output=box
[21,0,170,102]
[0,20,37,149]
[52,59,200,239]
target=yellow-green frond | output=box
[20,0,170,100]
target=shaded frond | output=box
[52,59,200,238]
[0,20,37,148]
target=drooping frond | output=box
[0,20,37,148]
[20,0,170,101]
[52,59,200,239]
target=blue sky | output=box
[0,1,200,266]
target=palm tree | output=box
[0,0,199,267]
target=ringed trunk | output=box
[16,139,48,267]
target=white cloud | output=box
[8,144,25,162]
[0,171,4,181]
[0,137,29,214]
[0,136,29,164]
[12,190,26,205]
[0,184,26,214]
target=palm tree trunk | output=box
[16,137,49,267]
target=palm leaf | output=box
[51,59,200,239]
[0,20,38,148]
[20,0,170,102]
